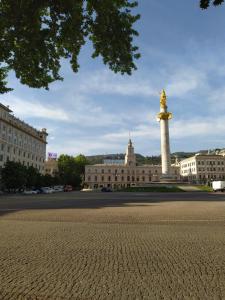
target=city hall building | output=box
[0,103,47,173]
[84,139,180,190]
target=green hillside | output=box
[86,148,225,166]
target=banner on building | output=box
[48,152,57,160]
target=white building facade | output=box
[85,139,180,190]
[0,103,47,173]
[180,154,225,183]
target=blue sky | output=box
[1,0,225,156]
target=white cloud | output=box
[1,95,70,122]
[1,94,124,128]
[72,69,158,97]
[166,68,206,98]
[171,116,225,138]
[47,139,123,156]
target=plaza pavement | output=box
[0,191,225,299]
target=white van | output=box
[212,181,225,192]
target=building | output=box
[0,103,47,173]
[84,139,180,190]
[44,157,58,176]
[180,154,225,183]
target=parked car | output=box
[101,187,112,192]
[53,185,64,192]
[64,185,73,192]
[23,190,38,195]
[40,187,54,194]
[81,188,93,192]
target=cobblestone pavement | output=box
[0,192,225,299]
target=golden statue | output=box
[160,89,167,109]
[157,89,172,121]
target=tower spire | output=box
[125,138,136,167]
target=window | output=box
[108,176,111,181]
[0,154,3,161]
[127,176,130,181]
[101,169,104,174]
[102,176,104,181]
[95,176,97,182]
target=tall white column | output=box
[157,90,172,179]
[160,108,171,176]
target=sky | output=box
[1,0,225,157]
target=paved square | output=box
[0,192,225,299]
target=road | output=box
[0,191,225,299]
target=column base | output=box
[160,175,178,183]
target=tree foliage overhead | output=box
[0,0,140,93]
[200,0,224,9]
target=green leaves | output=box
[200,0,224,9]
[87,0,140,75]
[0,0,140,93]
[58,154,89,187]
[1,161,27,190]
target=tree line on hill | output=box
[1,154,89,192]
[86,152,197,165]
[87,148,225,165]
